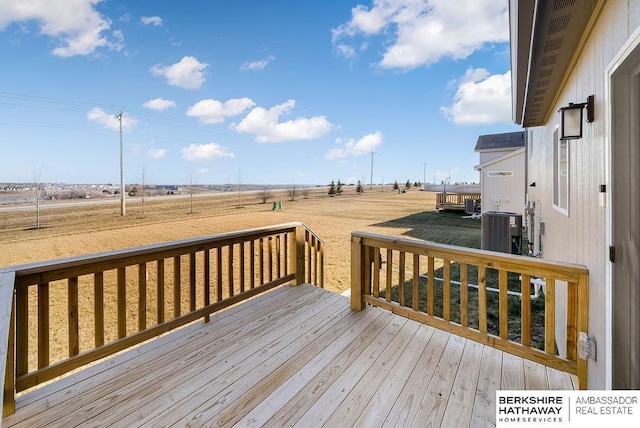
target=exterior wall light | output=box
[559,95,594,140]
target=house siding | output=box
[525,0,636,389]
[479,149,526,215]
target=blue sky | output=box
[0,0,520,186]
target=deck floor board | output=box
[3,284,576,428]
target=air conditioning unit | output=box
[482,211,522,254]
[465,198,481,214]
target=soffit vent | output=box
[541,54,558,67]
[548,15,570,34]
[554,0,576,11]
[544,37,563,53]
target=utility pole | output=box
[423,162,426,186]
[117,109,126,216]
[370,151,376,191]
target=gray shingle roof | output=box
[474,131,525,151]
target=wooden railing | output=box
[350,232,589,389]
[1,222,324,417]
[435,192,481,210]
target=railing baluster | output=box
[478,265,487,333]
[443,259,450,321]
[499,270,508,339]
[240,242,246,293]
[173,256,181,317]
[94,272,104,347]
[189,253,196,312]
[386,249,392,302]
[15,287,28,377]
[268,237,274,282]
[545,278,556,354]
[259,238,265,285]
[460,264,468,327]
[117,267,126,338]
[284,234,289,276]
[138,263,147,331]
[373,247,380,298]
[38,282,49,368]
[566,281,578,361]
[364,246,373,296]
[216,247,223,301]
[228,244,234,297]
[521,274,531,346]
[306,231,312,284]
[157,260,164,324]
[427,257,434,315]
[313,236,318,286]
[577,273,589,390]
[398,252,405,306]
[204,250,210,323]
[68,277,79,357]
[319,241,325,288]
[250,240,256,289]
[412,254,420,311]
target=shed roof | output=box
[474,131,525,152]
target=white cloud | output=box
[186,98,255,124]
[441,68,512,125]
[332,0,508,69]
[143,97,176,111]
[335,44,356,59]
[0,0,123,57]
[87,107,137,132]
[140,16,163,26]
[150,56,208,89]
[325,131,383,159]
[147,148,167,159]
[181,143,235,161]
[196,168,209,174]
[232,100,333,143]
[240,55,275,71]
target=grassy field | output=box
[1,187,472,293]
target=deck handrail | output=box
[350,231,589,389]
[1,222,324,418]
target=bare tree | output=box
[185,171,197,214]
[236,168,243,208]
[301,187,311,199]
[31,167,45,229]
[257,188,272,204]
[139,164,151,219]
[287,185,298,201]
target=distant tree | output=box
[328,180,336,197]
[31,167,45,229]
[185,171,197,214]
[356,180,364,194]
[236,169,243,208]
[393,180,399,190]
[336,179,343,195]
[287,185,298,201]
[139,164,151,219]
[301,187,311,199]
[405,179,411,189]
[257,188,272,204]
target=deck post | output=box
[0,284,16,418]
[290,225,305,285]
[351,235,364,310]
[577,273,589,390]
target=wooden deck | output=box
[3,284,576,428]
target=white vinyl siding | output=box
[552,127,569,216]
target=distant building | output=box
[474,131,525,214]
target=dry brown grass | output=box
[1,187,437,294]
[3,188,446,372]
